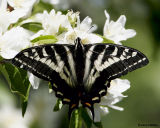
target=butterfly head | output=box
[75,37,84,51]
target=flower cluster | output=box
[31,10,103,44]
[0,0,136,123]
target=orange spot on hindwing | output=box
[85,102,91,107]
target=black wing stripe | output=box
[89,45,104,70]
[44,45,57,65]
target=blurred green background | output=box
[0,0,160,128]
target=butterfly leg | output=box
[106,80,111,88]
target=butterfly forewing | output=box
[83,43,149,91]
[12,44,77,88]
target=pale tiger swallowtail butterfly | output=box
[8,37,149,119]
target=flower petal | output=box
[104,10,110,25]
[123,29,136,39]
[80,16,92,31]
[85,34,103,44]
[28,72,40,89]
[99,106,109,115]
[107,104,124,111]
[116,15,126,27]
[94,104,101,122]
[109,79,130,93]
[0,0,11,33]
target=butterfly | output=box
[8,37,149,119]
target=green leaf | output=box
[94,122,103,128]
[31,35,58,44]
[102,37,115,44]
[4,64,30,97]
[80,108,103,128]
[21,22,43,33]
[80,108,92,128]
[0,63,31,116]
[0,64,9,83]
[69,109,82,128]
[0,56,3,61]
[22,100,28,117]
[22,75,31,116]
[96,34,115,44]
[53,99,63,112]
[32,0,53,15]
[48,82,53,93]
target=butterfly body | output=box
[10,37,149,119]
[74,37,85,85]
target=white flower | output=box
[0,26,32,59]
[35,9,71,36]
[60,16,103,44]
[103,10,136,44]
[0,104,31,128]
[28,72,41,89]
[88,78,130,122]
[0,0,37,33]
[0,0,14,33]
[7,0,38,18]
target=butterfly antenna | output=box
[80,25,96,43]
[87,25,95,33]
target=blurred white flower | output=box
[0,26,32,59]
[0,105,31,128]
[7,0,38,18]
[103,10,136,44]
[42,0,60,5]
[88,78,130,122]
[28,72,41,89]
[42,0,69,10]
